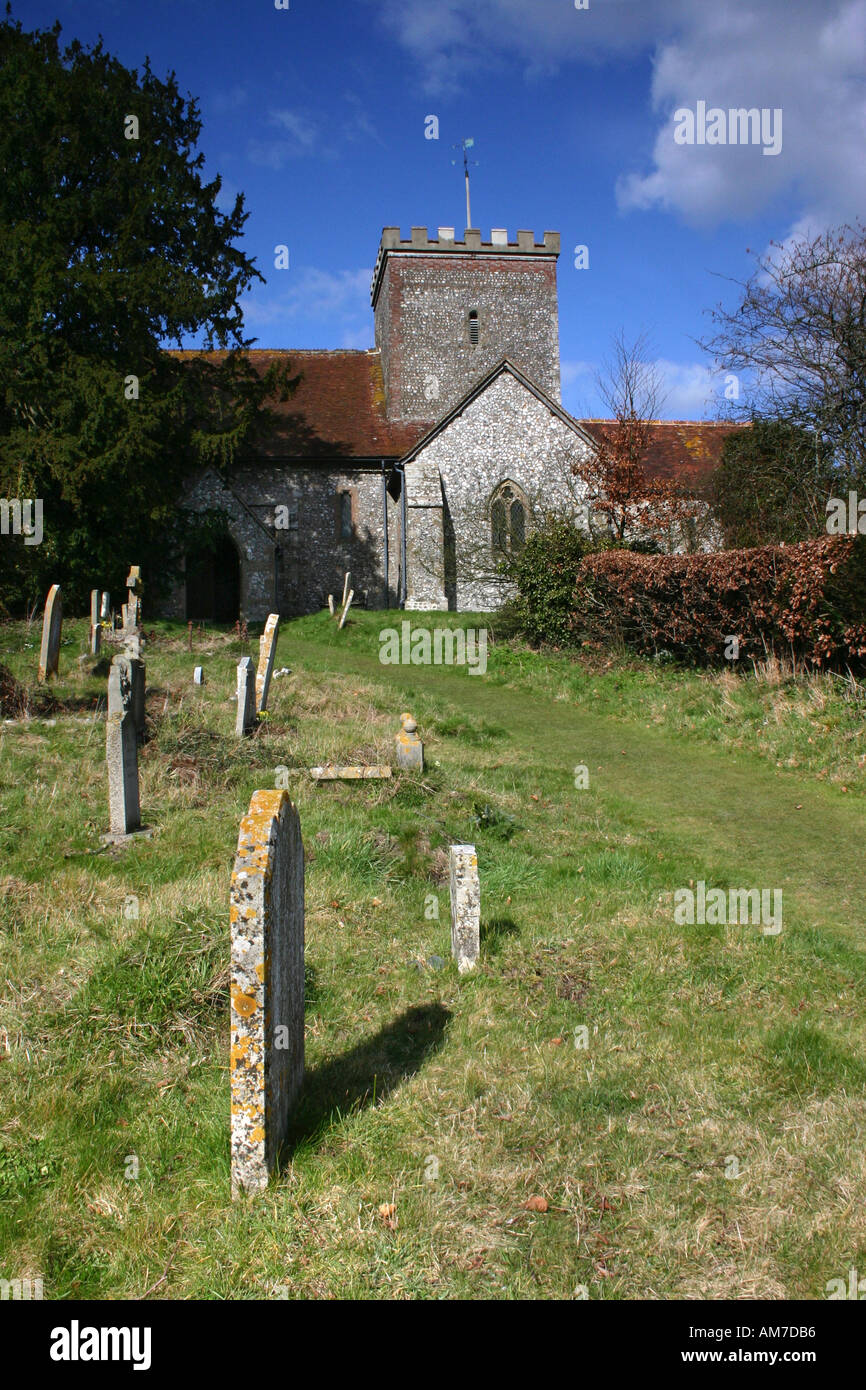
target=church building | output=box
[166,226,735,621]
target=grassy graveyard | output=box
[1,609,865,1300]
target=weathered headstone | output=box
[236,657,256,736]
[255,613,280,713]
[194,666,204,685]
[123,566,142,633]
[309,764,391,780]
[119,633,145,736]
[395,712,423,771]
[230,789,305,1197]
[449,844,480,974]
[338,590,354,630]
[89,590,101,656]
[342,571,351,609]
[100,592,110,622]
[327,594,335,617]
[123,594,140,633]
[106,656,141,835]
[37,585,62,682]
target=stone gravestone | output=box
[236,657,257,736]
[337,590,354,630]
[230,789,305,1197]
[395,712,423,771]
[38,584,62,682]
[449,844,480,974]
[121,634,146,738]
[106,656,141,836]
[100,592,110,622]
[255,613,280,713]
[124,566,142,633]
[89,590,101,657]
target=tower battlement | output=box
[371,227,560,307]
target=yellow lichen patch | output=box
[231,986,258,1019]
[250,1126,265,1145]
[255,963,265,981]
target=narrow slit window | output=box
[338,491,353,540]
[468,309,479,345]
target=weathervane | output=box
[451,137,479,230]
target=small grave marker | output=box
[256,613,280,713]
[236,657,257,736]
[105,656,141,836]
[449,844,480,973]
[395,712,423,771]
[38,585,62,682]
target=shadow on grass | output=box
[280,1003,451,1160]
[481,915,520,955]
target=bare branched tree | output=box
[576,330,710,551]
[700,222,866,484]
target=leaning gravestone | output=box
[395,712,423,771]
[236,657,257,736]
[230,789,305,1197]
[38,584,62,682]
[255,613,280,713]
[105,656,141,836]
[89,590,101,657]
[449,844,480,974]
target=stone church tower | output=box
[372,226,563,420]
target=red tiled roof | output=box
[166,351,743,479]
[578,420,745,493]
[166,349,432,460]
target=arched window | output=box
[468,309,479,345]
[490,482,527,556]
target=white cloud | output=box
[247,109,325,168]
[560,358,595,389]
[653,360,721,419]
[371,0,866,229]
[241,267,373,339]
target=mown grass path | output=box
[295,617,865,947]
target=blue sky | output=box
[13,0,866,418]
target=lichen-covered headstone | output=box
[89,590,101,657]
[106,656,141,835]
[395,712,423,771]
[449,844,480,974]
[236,656,256,736]
[37,584,62,682]
[255,614,280,713]
[230,789,305,1197]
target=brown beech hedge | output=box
[571,536,866,668]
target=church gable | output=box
[403,361,593,611]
